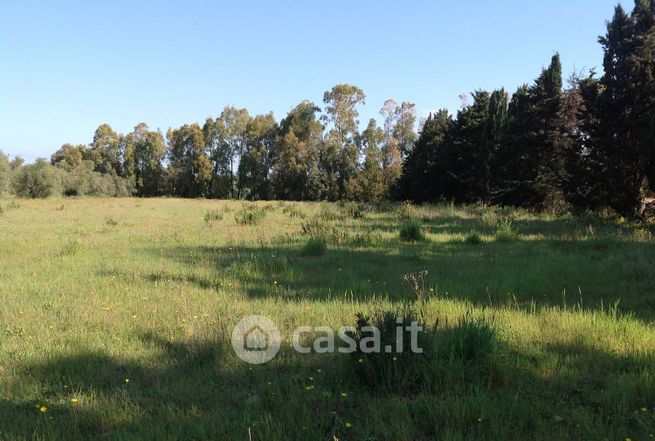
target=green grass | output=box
[0,198,654,440]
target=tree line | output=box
[1,1,654,215]
[400,1,655,215]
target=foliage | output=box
[234,206,266,225]
[12,159,60,198]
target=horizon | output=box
[1,0,620,163]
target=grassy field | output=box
[0,197,654,440]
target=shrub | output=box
[348,307,436,394]
[13,159,60,198]
[234,207,266,225]
[495,219,518,242]
[204,209,224,223]
[400,219,424,242]
[0,205,3,216]
[465,229,483,245]
[106,217,118,226]
[301,236,327,257]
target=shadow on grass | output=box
[119,229,655,320]
[1,329,654,440]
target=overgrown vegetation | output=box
[1,198,654,440]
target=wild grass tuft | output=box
[60,239,84,256]
[400,218,424,242]
[348,307,436,394]
[234,207,266,225]
[465,229,483,245]
[301,236,327,257]
[495,219,519,242]
[204,209,224,223]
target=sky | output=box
[1,0,622,163]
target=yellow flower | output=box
[392,356,397,361]
[642,407,648,412]
[316,369,322,373]
[309,376,314,381]
[124,378,130,383]
[340,392,348,397]
[39,406,47,413]
[70,398,79,404]
[357,358,363,363]
[345,422,352,428]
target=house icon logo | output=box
[231,315,281,364]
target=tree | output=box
[271,101,324,200]
[13,159,60,198]
[238,113,277,200]
[129,124,166,196]
[322,84,366,199]
[354,119,385,202]
[90,124,122,175]
[0,151,10,195]
[444,90,491,203]
[380,99,417,196]
[498,55,563,208]
[167,124,212,197]
[204,106,251,198]
[398,110,452,202]
[51,144,87,170]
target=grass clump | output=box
[495,219,519,242]
[400,218,424,242]
[440,314,497,363]
[465,229,483,245]
[348,307,436,394]
[106,217,118,226]
[204,209,224,223]
[301,236,327,257]
[60,239,84,256]
[234,207,266,225]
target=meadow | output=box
[0,197,654,440]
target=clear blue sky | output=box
[1,0,621,163]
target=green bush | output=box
[348,307,437,394]
[465,229,483,245]
[301,236,327,257]
[234,207,266,225]
[13,159,60,198]
[400,219,424,242]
